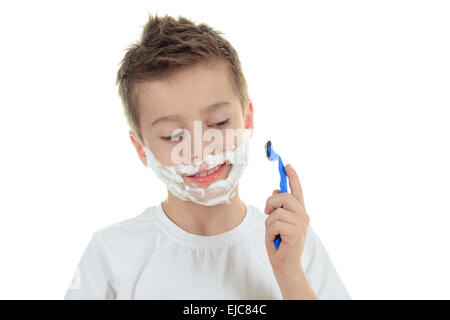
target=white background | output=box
[1,0,449,299]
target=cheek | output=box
[145,141,176,166]
[223,123,248,151]
[162,145,182,166]
[159,151,175,166]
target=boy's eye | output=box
[214,119,229,127]
[160,121,228,142]
[161,131,184,142]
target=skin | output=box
[130,59,253,236]
[129,59,317,299]
[265,166,318,299]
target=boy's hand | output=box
[264,164,310,276]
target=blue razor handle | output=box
[274,156,287,250]
[266,141,288,250]
[278,156,288,194]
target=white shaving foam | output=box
[143,128,251,206]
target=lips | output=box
[188,163,223,178]
[185,162,228,185]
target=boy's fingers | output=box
[265,193,303,215]
[266,220,296,243]
[285,164,305,209]
[265,208,298,230]
[272,189,280,195]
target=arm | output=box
[274,269,318,300]
[64,230,117,300]
[264,164,350,300]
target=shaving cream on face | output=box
[143,128,251,206]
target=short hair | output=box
[116,13,250,145]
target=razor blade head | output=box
[265,140,272,159]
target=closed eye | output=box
[214,119,229,127]
[161,131,184,142]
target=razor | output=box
[265,140,288,250]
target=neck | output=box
[161,185,247,236]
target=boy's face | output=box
[130,59,253,187]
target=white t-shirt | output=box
[64,202,350,300]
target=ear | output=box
[129,130,136,145]
[129,130,148,167]
[244,100,254,138]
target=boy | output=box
[64,13,350,300]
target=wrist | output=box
[274,271,306,289]
[273,268,317,300]
[273,265,304,279]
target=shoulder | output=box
[246,203,267,224]
[91,205,161,251]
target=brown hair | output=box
[116,13,250,146]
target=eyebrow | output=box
[150,101,231,127]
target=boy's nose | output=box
[191,134,222,162]
[188,120,223,162]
